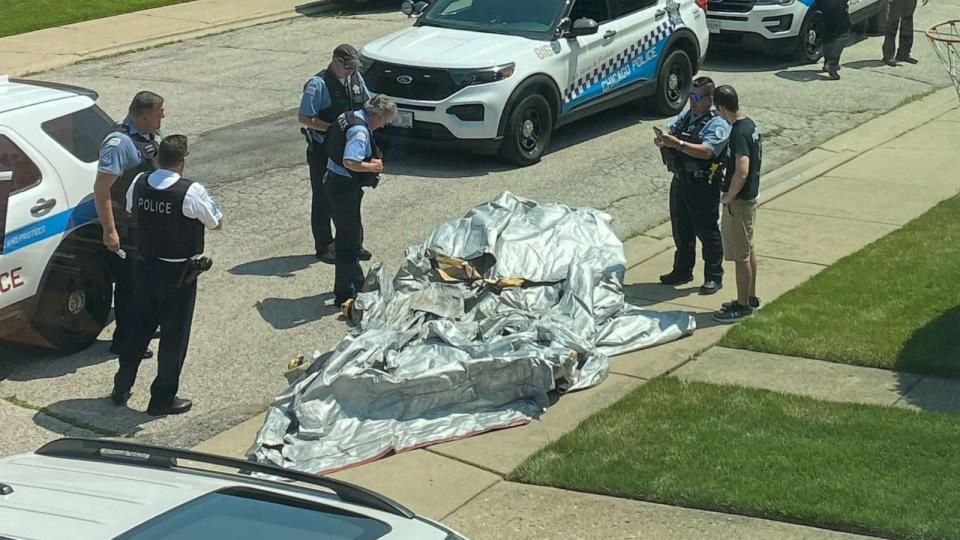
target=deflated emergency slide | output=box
[249,192,695,474]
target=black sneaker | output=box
[722,296,761,310]
[358,248,372,261]
[713,302,753,323]
[699,280,722,295]
[110,389,132,406]
[147,397,193,416]
[896,55,919,64]
[659,272,693,286]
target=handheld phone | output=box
[653,127,664,138]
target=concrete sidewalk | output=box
[192,88,959,538]
[0,0,333,77]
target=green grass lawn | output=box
[721,194,960,378]
[512,378,960,539]
[0,0,195,38]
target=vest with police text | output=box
[133,175,205,260]
[315,69,365,124]
[325,111,382,186]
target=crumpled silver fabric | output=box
[249,192,695,474]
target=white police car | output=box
[0,438,466,539]
[706,0,881,62]
[360,0,711,166]
[0,75,117,352]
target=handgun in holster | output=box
[177,256,213,287]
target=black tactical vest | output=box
[674,109,724,180]
[325,111,382,187]
[314,69,366,124]
[133,174,205,260]
[107,123,160,251]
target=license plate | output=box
[392,110,414,129]
[707,19,720,34]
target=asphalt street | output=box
[1,1,956,457]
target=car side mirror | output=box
[402,0,428,16]
[567,17,599,37]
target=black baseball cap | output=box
[333,44,362,69]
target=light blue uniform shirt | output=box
[299,71,371,143]
[667,106,731,157]
[326,109,373,178]
[97,116,160,176]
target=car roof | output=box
[0,438,416,540]
[0,75,98,115]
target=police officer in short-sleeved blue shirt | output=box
[95,91,165,359]
[323,95,396,310]
[298,44,371,264]
[654,77,731,295]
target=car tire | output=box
[647,48,693,117]
[498,92,553,167]
[795,10,824,63]
[30,251,113,353]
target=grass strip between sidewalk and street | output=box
[721,194,960,378]
[0,1,195,38]
[511,377,960,540]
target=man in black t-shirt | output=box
[713,85,762,323]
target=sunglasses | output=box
[689,92,713,103]
[335,57,358,70]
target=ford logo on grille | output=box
[396,75,413,85]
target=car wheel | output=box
[30,251,112,353]
[648,48,693,117]
[498,92,553,167]
[795,10,824,63]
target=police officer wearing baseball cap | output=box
[298,44,372,264]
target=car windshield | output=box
[114,487,391,540]
[419,0,569,40]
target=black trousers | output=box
[307,140,334,254]
[324,171,365,305]
[105,251,137,351]
[883,0,916,60]
[669,173,724,282]
[114,258,197,408]
[824,32,849,68]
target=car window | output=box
[41,104,115,164]
[0,135,42,195]
[421,0,568,40]
[611,0,657,17]
[570,0,613,24]
[114,487,392,540]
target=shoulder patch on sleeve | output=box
[714,126,727,139]
[355,130,368,143]
[106,137,122,147]
[303,84,317,96]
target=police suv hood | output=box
[360,25,533,69]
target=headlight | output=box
[449,63,515,89]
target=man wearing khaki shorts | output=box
[713,85,762,322]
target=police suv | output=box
[706,0,881,62]
[360,0,711,166]
[0,75,117,352]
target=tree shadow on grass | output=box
[895,305,960,413]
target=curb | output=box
[3,0,335,78]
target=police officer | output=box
[654,76,731,295]
[324,95,397,309]
[882,0,928,65]
[299,44,372,264]
[95,91,165,359]
[111,135,223,416]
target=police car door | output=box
[0,127,68,308]
[610,0,667,91]
[562,0,622,112]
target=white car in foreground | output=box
[0,438,466,539]
[360,0,711,166]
